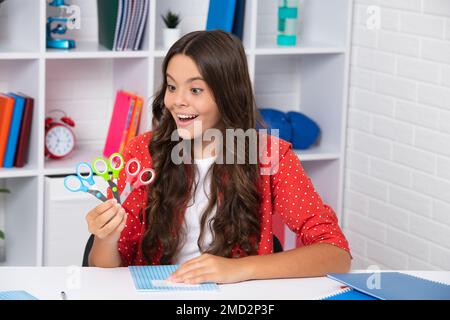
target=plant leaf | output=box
[0,189,10,193]
[162,10,180,28]
[0,230,4,240]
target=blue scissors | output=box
[91,153,124,204]
[64,162,108,202]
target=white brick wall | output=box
[345,0,450,270]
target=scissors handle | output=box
[92,157,111,182]
[120,168,155,203]
[64,175,87,193]
[125,158,141,182]
[76,162,96,186]
[132,168,156,189]
[109,153,124,180]
[64,175,107,202]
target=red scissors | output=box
[119,158,155,203]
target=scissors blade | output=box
[107,180,121,204]
[86,189,108,202]
[120,183,132,203]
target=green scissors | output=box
[92,153,124,204]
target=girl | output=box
[86,30,351,284]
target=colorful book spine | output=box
[118,95,136,154]
[134,0,149,50]
[0,94,15,167]
[3,93,25,168]
[124,0,137,50]
[126,96,143,144]
[103,90,134,157]
[14,94,34,168]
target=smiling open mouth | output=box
[177,114,199,122]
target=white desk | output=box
[0,268,449,300]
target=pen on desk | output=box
[60,291,67,300]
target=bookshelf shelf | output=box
[295,146,341,162]
[254,40,346,55]
[0,0,353,266]
[0,53,40,60]
[45,42,151,59]
[0,169,39,179]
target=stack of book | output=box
[0,93,34,168]
[103,90,144,157]
[97,0,149,51]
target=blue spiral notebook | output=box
[129,265,219,292]
[321,287,378,300]
[327,272,450,300]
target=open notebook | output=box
[129,265,219,292]
[323,272,450,300]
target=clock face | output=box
[45,125,75,158]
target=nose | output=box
[172,88,188,108]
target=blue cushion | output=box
[258,108,292,142]
[286,111,321,149]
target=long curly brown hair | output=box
[141,30,263,264]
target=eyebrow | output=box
[166,73,205,83]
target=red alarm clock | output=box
[45,110,76,159]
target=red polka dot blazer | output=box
[113,132,350,266]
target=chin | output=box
[176,127,194,140]
[175,119,206,140]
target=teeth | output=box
[178,114,198,119]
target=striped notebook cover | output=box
[129,265,219,292]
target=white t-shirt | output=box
[172,156,216,264]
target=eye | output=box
[191,88,203,95]
[167,84,176,92]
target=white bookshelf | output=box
[0,0,353,266]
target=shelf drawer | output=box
[43,176,109,266]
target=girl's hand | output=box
[167,253,251,284]
[86,199,127,243]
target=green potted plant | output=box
[0,188,9,263]
[161,10,181,49]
